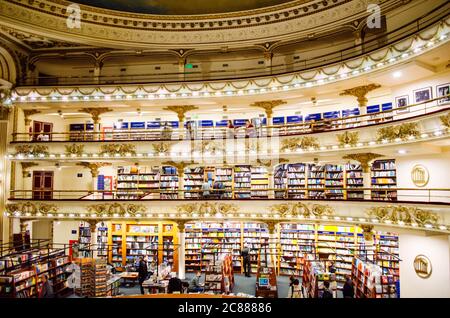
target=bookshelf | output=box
[214,167,233,199]
[107,221,178,270]
[345,163,364,200]
[117,165,160,199]
[234,165,251,199]
[243,223,269,274]
[184,167,205,199]
[251,166,269,199]
[160,166,179,199]
[278,223,315,276]
[78,225,91,258]
[287,163,307,199]
[92,258,107,297]
[96,224,108,258]
[204,254,235,294]
[274,164,288,199]
[307,164,326,199]
[352,257,397,298]
[374,233,400,281]
[324,164,344,199]
[302,256,338,298]
[371,159,397,201]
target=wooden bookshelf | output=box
[184,167,205,199]
[78,224,91,258]
[371,159,397,201]
[307,164,326,199]
[234,165,251,199]
[324,164,344,200]
[302,257,338,298]
[251,166,269,199]
[345,163,364,200]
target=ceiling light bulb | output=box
[393,71,402,78]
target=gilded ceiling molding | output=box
[342,153,383,172]
[78,107,112,124]
[439,113,450,129]
[269,202,335,218]
[163,105,198,122]
[87,203,146,217]
[376,122,420,142]
[281,136,319,151]
[249,100,286,118]
[336,131,359,146]
[15,145,49,156]
[99,144,136,156]
[23,109,40,126]
[366,206,439,226]
[77,162,111,178]
[6,202,58,217]
[152,142,171,155]
[20,162,38,178]
[176,202,239,218]
[65,144,85,156]
[339,84,381,107]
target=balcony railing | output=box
[9,188,450,204]
[19,3,450,85]
[12,96,450,143]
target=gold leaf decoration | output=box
[6,202,58,217]
[152,142,170,154]
[339,84,381,107]
[376,122,420,142]
[99,144,136,156]
[269,202,335,218]
[337,131,359,146]
[15,145,49,156]
[163,105,198,122]
[342,152,383,172]
[86,203,144,218]
[440,113,450,128]
[281,136,319,151]
[65,144,85,156]
[366,205,439,226]
[176,202,239,218]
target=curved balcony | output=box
[8,188,450,204]
[14,4,450,86]
[10,96,450,144]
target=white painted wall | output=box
[399,231,450,298]
[53,220,79,245]
[396,153,450,203]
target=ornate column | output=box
[250,100,286,127]
[265,221,278,270]
[79,108,112,141]
[93,61,103,84]
[340,84,381,116]
[23,110,40,140]
[343,153,383,200]
[162,161,194,199]
[77,162,111,193]
[263,51,273,71]
[87,220,98,257]
[175,220,188,279]
[163,105,198,140]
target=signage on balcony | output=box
[413,255,432,279]
[411,164,429,187]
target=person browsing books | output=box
[39,274,55,298]
[343,275,355,298]
[321,281,333,299]
[188,271,204,292]
[138,256,148,295]
[241,244,252,277]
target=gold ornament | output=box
[337,131,359,146]
[342,153,383,172]
[163,105,198,122]
[366,205,439,226]
[439,113,450,129]
[99,144,136,156]
[339,84,381,107]
[376,122,420,142]
[79,108,112,124]
[249,100,287,118]
[281,136,319,151]
[152,142,170,154]
[15,145,49,156]
[65,144,85,156]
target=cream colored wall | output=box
[31,220,52,241]
[396,153,450,203]
[398,231,450,298]
[53,220,79,245]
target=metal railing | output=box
[8,187,450,204]
[18,4,450,86]
[11,96,450,143]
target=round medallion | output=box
[413,255,432,279]
[411,164,429,187]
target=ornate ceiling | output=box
[72,0,295,15]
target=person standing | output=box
[137,256,148,295]
[342,275,355,298]
[226,120,235,139]
[287,279,302,298]
[39,274,55,298]
[321,281,333,298]
[201,180,211,199]
[241,245,251,277]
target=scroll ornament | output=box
[281,136,319,151]
[99,144,136,156]
[366,206,439,226]
[6,202,58,216]
[337,131,359,146]
[270,202,335,218]
[15,145,49,156]
[87,203,146,217]
[376,122,420,142]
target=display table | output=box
[255,267,278,298]
[142,279,169,294]
[120,272,139,286]
[106,276,121,296]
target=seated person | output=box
[167,274,183,294]
[188,271,204,292]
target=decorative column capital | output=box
[265,221,278,234]
[77,162,111,177]
[23,109,41,126]
[163,105,198,123]
[175,220,189,233]
[339,84,381,107]
[20,162,38,177]
[359,224,375,241]
[250,100,286,118]
[256,158,288,170]
[162,161,196,177]
[79,107,112,124]
[343,153,383,172]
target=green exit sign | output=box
[185,63,194,69]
